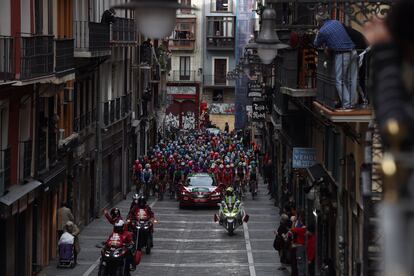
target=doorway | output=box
[213,58,227,85]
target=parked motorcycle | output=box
[131,220,153,254]
[214,202,249,236]
[98,242,130,276]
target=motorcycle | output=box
[98,242,130,276]
[214,202,249,236]
[131,220,153,255]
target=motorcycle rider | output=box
[141,164,153,197]
[105,220,136,271]
[104,207,123,225]
[128,195,155,247]
[218,187,246,225]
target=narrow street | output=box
[40,178,287,276]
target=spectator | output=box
[58,221,80,264]
[57,202,74,239]
[289,219,307,276]
[101,8,116,24]
[314,13,359,109]
[274,213,290,270]
[224,122,230,133]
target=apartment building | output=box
[203,0,236,130]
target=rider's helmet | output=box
[110,207,121,220]
[219,164,224,169]
[145,163,151,169]
[225,187,235,197]
[132,193,140,205]
[238,162,243,167]
[114,220,125,233]
[226,165,230,169]
[138,195,147,208]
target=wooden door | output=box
[214,59,226,85]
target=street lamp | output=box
[255,8,288,65]
[113,0,195,39]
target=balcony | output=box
[0,147,11,194]
[169,39,195,51]
[111,17,136,44]
[20,35,54,80]
[276,48,317,97]
[169,18,196,51]
[169,70,200,82]
[74,21,111,58]
[314,49,372,123]
[206,36,234,50]
[203,75,235,88]
[55,38,74,75]
[0,36,14,83]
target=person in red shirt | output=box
[307,224,316,276]
[104,207,123,225]
[105,220,136,270]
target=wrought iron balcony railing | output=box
[74,21,110,56]
[111,17,136,43]
[203,74,235,87]
[55,38,74,73]
[20,35,54,79]
[275,48,317,97]
[0,36,14,82]
[169,70,200,82]
[206,36,234,50]
[316,49,369,111]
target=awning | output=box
[306,163,337,187]
[0,180,42,206]
[38,162,66,189]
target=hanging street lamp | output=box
[255,8,289,65]
[113,0,196,39]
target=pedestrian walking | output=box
[224,122,229,133]
[57,202,74,239]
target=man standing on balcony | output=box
[314,13,359,109]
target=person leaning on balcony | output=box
[314,13,359,109]
[101,8,116,24]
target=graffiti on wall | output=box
[182,111,196,130]
[165,112,180,131]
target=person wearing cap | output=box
[314,12,358,109]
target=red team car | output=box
[178,173,223,208]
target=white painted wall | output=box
[0,0,11,36]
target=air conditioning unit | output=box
[64,87,73,103]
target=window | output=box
[213,58,227,85]
[211,0,232,12]
[179,56,191,81]
[179,0,192,14]
[34,0,43,34]
[207,17,234,37]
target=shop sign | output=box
[252,102,266,121]
[292,148,317,169]
[167,86,196,95]
[247,81,262,98]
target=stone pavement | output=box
[39,178,289,276]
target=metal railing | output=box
[276,48,316,91]
[20,35,54,79]
[111,17,136,43]
[169,70,199,82]
[0,36,14,82]
[168,39,195,51]
[203,74,235,87]
[110,99,115,123]
[55,38,74,73]
[316,49,368,110]
[206,37,234,50]
[103,102,109,125]
[19,140,32,181]
[116,97,121,120]
[74,21,110,53]
[0,147,11,193]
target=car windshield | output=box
[188,176,214,187]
